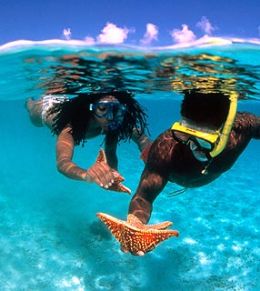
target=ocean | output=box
[0,39,259,290]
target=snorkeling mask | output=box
[171,92,238,159]
[90,100,126,131]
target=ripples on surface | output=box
[0,43,260,101]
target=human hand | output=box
[97,212,179,256]
[85,150,131,194]
[106,170,131,194]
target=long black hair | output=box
[49,91,148,145]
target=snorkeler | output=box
[26,91,151,193]
[97,90,260,255]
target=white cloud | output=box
[84,36,95,45]
[196,16,215,35]
[63,28,72,40]
[97,22,130,44]
[170,24,196,43]
[140,23,159,45]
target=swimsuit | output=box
[41,94,68,125]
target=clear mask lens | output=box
[90,101,126,131]
[91,101,126,120]
[195,137,213,150]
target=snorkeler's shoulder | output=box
[148,129,175,164]
[154,128,176,146]
[233,112,259,130]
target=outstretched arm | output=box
[56,126,120,189]
[128,167,168,224]
[97,169,178,256]
[97,131,179,255]
[129,129,176,224]
[56,126,87,180]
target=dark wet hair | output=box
[181,90,231,129]
[49,91,148,145]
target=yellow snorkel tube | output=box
[171,92,238,158]
[209,92,238,157]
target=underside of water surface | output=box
[0,41,259,290]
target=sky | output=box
[0,0,260,46]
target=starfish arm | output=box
[96,149,107,163]
[107,183,131,194]
[127,214,172,230]
[97,212,179,255]
[146,221,173,230]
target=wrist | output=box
[127,214,145,228]
[82,170,91,182]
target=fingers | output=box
[87,150,127,190]
[88,163,115,188]
[87,161,127,190]
[87,159,129,193]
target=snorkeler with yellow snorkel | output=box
[97,90,260,256]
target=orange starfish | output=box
[97,212,179,255]
[96,150,131,194]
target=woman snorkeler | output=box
[26,91,151,193]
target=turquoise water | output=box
[0,42,260,290]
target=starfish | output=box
[97,212,179,255]
[96,149,131,194]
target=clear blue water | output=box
[0,42,259,290]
